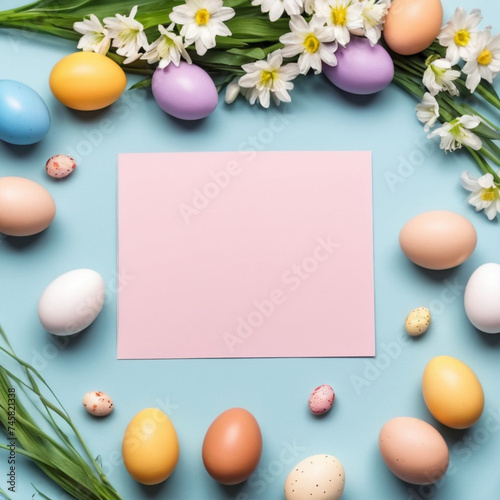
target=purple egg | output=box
[323,36,394,95]
[151,62,218,120]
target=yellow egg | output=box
[422,355,484,429]
[49,52,126,111]
[384,0,443,55]
[122,408,179,485]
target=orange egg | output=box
[384,0,443,55]
[49,52,126,111]
[202,408,262,485]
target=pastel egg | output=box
[49,52,127,111]
[0,80,50,145]
[404,307,431,336]
[284,454,345,500]
[464,263,500,333]
[399,210,476,270]
[46,154,76,179]
[152,62,218,120]
[308,384,335,415]
[322,37,394,95]
[82,391,114,417]
[379,417,449,485]
[202,408,262,485]
[383,0,443,55]
[38,269,105,336]
[122,408,179,485]
[422,355,484,429]
[0,177,56,237]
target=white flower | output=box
[73,14,111,55]
[141,24,192,67]
[422,58,461,96]
[359,0,389,46]
[224,78,252,104]
[304,0,316,15]
[461,171,500,220]
[438,7,482,65]
[238,50,300,108]
[280,15,337,75]
[416,93,439,132]
[170,0,235,56]
[252,0,304,22]
[428,115,482,152]
[462,29,500,93]
[315,0,363,46]
[104,5,147,64]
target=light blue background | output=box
[1,1,499,499]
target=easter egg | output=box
[0,80,50,145]
[379,417,449,485]
[383,0,443,55]
[122,408,179,485]
[422,355,484,429]
[0,177,55,236]
[464,263,500,333]
[152,62,218,120]
[49,52,127,111]
[284,454,345,500]
[82,391,114,417]
[38,269,105,336]
[202,408,262,485]
[308,384,335,415]
[322,37,394,95]
[399,210,476,270]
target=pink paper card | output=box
[117,151,375,359]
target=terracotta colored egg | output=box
[384,0,443,55]
[49,52,127,111]
[422,355,484,429]
[0,177,56,236]
[122,408,179,485]
[399,210,476,270]
[379,417,449,485]
[202,407,262,485]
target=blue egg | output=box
[0,80,51,145]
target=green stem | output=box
[480,146,500,169]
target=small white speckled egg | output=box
[405,307,431,336]
[285,454,345,500]
[308,385,335,415]
[46,154,76,179]
[83,391,114,417]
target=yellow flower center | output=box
[478,49,492,65]
[454,29,470,47]
[260,70,277,87]
[481,188,496,202]
[195,8,210,25]
[304,34,320,53]
[331,5,347,26]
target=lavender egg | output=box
[323,37,394,95]
[152,62,218,120]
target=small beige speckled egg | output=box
[46,154,76,179]
[285,454,345,500]
[82,391,114,417]
[405,307,431,336]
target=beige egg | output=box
[82,391,114,417]
[285,454,345,500]
[405,307,431,336]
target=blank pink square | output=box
[117,151,374,359]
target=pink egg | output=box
[46,154,76,179]
[308,384,335,415]
[151,62,218,120]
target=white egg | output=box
[38,269,105,335]
[464,263,500,334]
[284,454,345,500]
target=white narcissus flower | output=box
[73,14,111,55]
[170,0,235,56]
[238,50,300,108]
[428,115,482,152]
[252,0,304,22]
[462,29,500,93]
[415,92,439,132]
[314,0,363,46]
[280,15,337,75]
[359,0,389,46]
[104,5,147,64]
[423,58,461,96]
[141,24,192,67]
[461,171,500,220]
[438,7,483,65]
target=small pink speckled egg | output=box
[46,154,76,179]
[82,391,114,417]
[308,384,335,415]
